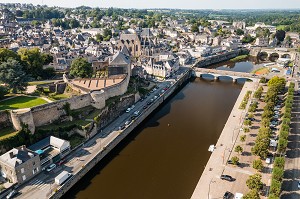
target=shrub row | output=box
[239,91,252,109]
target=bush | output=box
[0,86,9,99]
[272,167,284,181]
[243,189,260,199]
[235,145,243,154]
[274,157,285,169]
[269,179,282,196]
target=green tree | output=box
[70,58,93,78]
[235,145,243,154]
[246,173,263,190]
[236,28,244,35]
[270,179,282,196]
[275,30,286,42]
[0,48,20,63]
[191,24,199,32]
[252,159,263,171]
[277,138,288,154]
[272,167,284,181]
[244,127,250,133]
[0,58,29,93]
[240,135,246,142]
[231,156,239,165]
[244,119,252,126]
[0,85,8,99]
[274,157,285,169]
[243,189,260,199]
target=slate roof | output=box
[0,146,37,168]
[110,51,130,66]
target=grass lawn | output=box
[68,134,85,148]
[276,25,287,30]
[0,127,18,141]
[0,96,48,110]
[28,80,55,86]
[50,94,70,101]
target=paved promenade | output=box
[190,80,258,199]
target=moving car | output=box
[298,180,300,189]
[6,190,18,199]
[220,175,235,182]
[125,120,131,125]
[46,163,56,172]
[126,108,131,113]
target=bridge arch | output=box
[269,53,280,62]
[236,77,253,83]
[281,54,291,59]
[258,52,268,61]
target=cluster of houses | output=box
[1,6,300,80]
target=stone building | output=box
[108,50,131,76]
[0,146,41,184]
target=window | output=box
[33,161,35,166]
[22,175,26,181]
[21,168,24,173]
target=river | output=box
[64,78,242,199]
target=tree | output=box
[0,86,8,99]
[244,127,250,133]
[275,30,286,42]
[246,173,263,190]
[270,179,281,196]
[272,167,284,181]
[231,156,239,165]
[254,86,263,99]
[274,157,285,169]
[244,119,252,126]
[70,58,93,78]
[235,145,243,154]
[243,189,260,199]
[0,48,20,63]
[252,159,263,171]
[191,24,199,32]
[0,58,29,93]
[277,138,288,154]
[240,135,246,142]
[236,28,244,36]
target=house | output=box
[255,37,269,47]
[108,51,131,76]
[28,136,70,168]
[143,58,179,78]
[0,146,41,184]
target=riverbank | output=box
[229,55,249,62]
[190,80,258,199]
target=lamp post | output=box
[208,178,216,199]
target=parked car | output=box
[130,105,135,110]
[58,158,66,166]
[298,180,300,189]
[133,111,140,116]
[125,120,131,125]
[119,125,126,130]
[143,105,148,109]
[126,108,131,113]
[220,175,235,182]
[46,163,56,172]
[223,191,233,199]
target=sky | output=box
[1,0,300,9]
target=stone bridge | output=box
[250,47,296,62]
[193,68,258,82]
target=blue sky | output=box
[2,0,300,9]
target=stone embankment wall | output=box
[195,49,248,68]
[0,111,12,129]
[8,74,130,133]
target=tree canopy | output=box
[0,58,29,93]
[70,58,93,78]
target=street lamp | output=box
[208,178,216,199]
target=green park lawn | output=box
[0,127,18,141]
[0,96,48,110]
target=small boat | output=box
[208,145,215,152]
